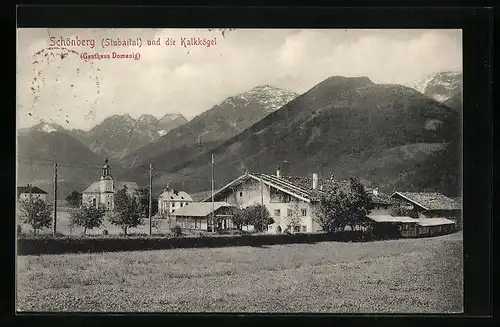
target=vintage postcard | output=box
[16,28,463,313]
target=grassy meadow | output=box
[17,231,463,313]
[17,208,173,236]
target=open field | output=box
[17,209,173,236]
[17,231,463,313]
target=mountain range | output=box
[146,75,461,196]
[76,113,188,160]
[17,72,462,199]
[118,85,299,172]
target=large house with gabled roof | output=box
[201,169,385,234]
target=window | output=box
[180,203,184,207]
[274,209,281,217]
[293,226,300,233]
[302,225,307,232]
[239,191,243,197]
[171,203,175,207]
[287,209,292,217]
[301,208,307,216]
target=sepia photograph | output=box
[16,28,463,313]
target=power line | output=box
[18,158,158,171]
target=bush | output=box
[102,229,109,236]
[172,225,182,237]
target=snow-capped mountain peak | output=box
[41,124,57,133]
[220,85,299,114]
[408,71,462,102]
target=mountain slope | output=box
[409,71,462,103]
[119,85,299,175]
[154,76,460,196]
[17,128,107,199]
[443,91,462,111]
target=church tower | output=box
[100,158,114,193]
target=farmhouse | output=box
[82,159,138,211]
[171,202,237,231]
[366,187,394,215]
[157,187,193,215]
[202,169,383,234]
[390,192,462,229]
[366,214,456,238]
[17,184,49,202]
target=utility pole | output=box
[260,177,264,205]
[149,163,153,236]
[211,153,215,232]
[53,163,57,236]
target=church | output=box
[82,159,139,211]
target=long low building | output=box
[367,214,456,238]
[171,202,237,231]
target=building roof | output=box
[391,192,461,211]
[171,202,235,217]
[202,172,350,203]
[17,185,48,195]
[203,171,386,204]
[158,189,193,202]
[83,181,101,193]
[416,218,456,226]
[367,214,417,223]
[366,188,394,205]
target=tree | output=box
[65,191,82,208]
[135,188,159,218]
[315,189,351,233]
[314,177,374,233]
[109,189,144,236]
[245,204,274,232]
[231,208,248,230]
[345,177,374,231]
[19,198,53,235]
[285,201,302,233]
[70,205,106,235]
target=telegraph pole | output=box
[260,177,264,205]
[211,153,215,232]
[53,163,57,236]
[149,163,153,236]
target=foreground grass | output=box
[17,231,463,313]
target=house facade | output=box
[82,159,138,211]
[171,202,237,231]
[202,170,364,234]
[390,192,462,230]
[17,185,49,202]
[157,188,193,215]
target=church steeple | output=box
[101,158,112,180]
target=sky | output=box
[17,28,462,130]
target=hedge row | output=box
[17,231,375,255]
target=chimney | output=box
[276,167,280,178]
[373,188,379,196]
[312,173,318,190]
